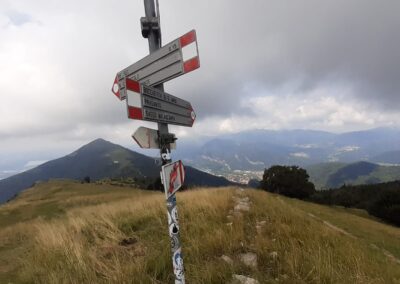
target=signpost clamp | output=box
[158,133,177,147]
[141,17,160,38]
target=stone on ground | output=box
[221,255,234,265]
[239,252,258,267]
[234,203,250,212]
[231,274,259,284]
[269,251,278,260]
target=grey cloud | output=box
[5,10,32,26]
[161,0,400,116]
[1,0,400,158]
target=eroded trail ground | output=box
[220,188,400,284]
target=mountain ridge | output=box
[306,161,400,189]
[179,127,400,171]
[0,139,233,203]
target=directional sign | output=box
[142,108,195,126]
[161,160,185,199]
[132,126,176,149]
[112,29,200,100]
[125,78,196,127]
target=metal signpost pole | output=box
[142,0,185,282]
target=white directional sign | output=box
[161,160,185,199]
[132,126,176,149]
[125,78,196,127]
[112,30,200,100]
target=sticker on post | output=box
[171,207,178,223]
[169,223,179,236]
[171,235,179,250]
[173,248,185,281]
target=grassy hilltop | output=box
[0,181,399,283]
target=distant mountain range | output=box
[0,139,233,204]
[2,127,399,202]
[176,127,400,172]
[306,161,400,189]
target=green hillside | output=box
[0,139,233,203]
[372,150,400,164]
[0,180,399,283]
[306,162,346,189]
[307,161,400,189]
[309,181,400,226]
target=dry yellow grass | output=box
[283,196,400,260]
[0,181,399,283]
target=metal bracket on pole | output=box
[141,16,160,38]
[158,133,177,147]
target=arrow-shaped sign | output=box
[125,78,196,127]
[112,30,200,100]
[132,126,176,149]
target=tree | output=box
[82,176,91,183]
[368,188,400,226]
[260,165,315,199]
[147,177,163,191]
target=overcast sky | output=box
[1,0,400,169]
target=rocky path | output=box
[222,188,261,284]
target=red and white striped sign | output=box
[125,79,143,120]
[161,160,185,199]
[125,78,196,127]
[112,30,200,100]
[180,30,200,74]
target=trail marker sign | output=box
[125,78,196,127]
[132,126,176,149]
[112,30,200,100]
[111,3,200,281]
[161,160,185,199]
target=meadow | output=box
[0,180,399,283]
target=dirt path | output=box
[306,209,400,265]
[223,188,260,284]
[307,213,357,239]
[276,196,400,265]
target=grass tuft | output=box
[0,181,399,283]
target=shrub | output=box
[260,165,316,199]
[368,188,400,226]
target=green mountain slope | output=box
[372,150,400,164]
[310,180,400,226]
[0,139,233,203]
[306,162,346,189]
[307,161,400,189]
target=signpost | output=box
[111,0,199,282]
[125,78,196,127]
[132,126,176,149]
[111,30,200,100]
